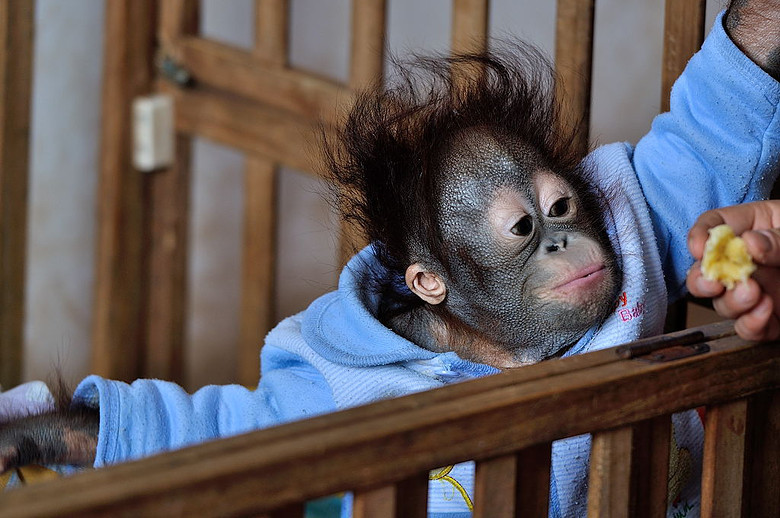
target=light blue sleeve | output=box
[631,11,780,300]
[73,345,336,467]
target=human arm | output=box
[686,201,780,341]
[630,2,780,300]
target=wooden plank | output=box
[159,0,199,45]
[353,485,395,518]
[0,331,776,517]
[701,398,748,517]
[255,0,289,66]
[516,443,551,517]
[395,471,429,518]
[92,0,157,381]
[452,0,490,55]
[340,0,387,266]
[170,38,351,125]
[660,0,705,113]
[238,156,277,387]
[0,0,33,388]
[588,425,634,518]
[350,0,386,88]
[162,81,329,174]
[267,502,304,518]
[554,0,595,156]
[474,454,515,517]
[631,416,670,518]
[143,136,192,383]
[745,389,780,517]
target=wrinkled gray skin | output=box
[394,131,620,366]
[0,0,778,475]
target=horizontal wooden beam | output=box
[0,323,776,517]
[164,37,352,125]
[161,81,334,175]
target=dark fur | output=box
[323,43,612,328]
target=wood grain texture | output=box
[255,0,289,66]
[353,472,427,518]
[660,0,705,113]
[0,327,775,517]
[745,389,780,517]
[452,0,490,56]
[631,416,670,518]
[92,0,157,381]
[701,398,748,517]
[0,0,33,387]
[353,485,395,518]
[238,156,277,387]
[588,425,634,518]
[169,38,350,125]
[143,136,192,383]
[554,0,595,156]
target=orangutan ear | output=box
[405,263,447,305]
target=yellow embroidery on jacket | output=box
[429,465,474,511]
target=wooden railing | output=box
[0,320,777,517]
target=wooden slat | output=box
[0,0,33,388]
[516,443,552,517]
[474,455,517,517]
[745,389,780,517]
[238,156,277,386]
[92,0,157,380]
[588,425,634,518]
[631,416,670,518]
[170,38,350,125]
[159,0,199,46]
[354,472,428,518]
[340,0,387,266]
[0,330,776,517]
[660,0,705,113]
[349,0,386,88]
[255,0,289,66]
[554,0,595,156]
[143,136,192,383]
[163,81,328,174]
[267,502,304,518]
[353,485,395,518]
[451,0,490,55]
[395,471,429,518]
[701,398,748,517]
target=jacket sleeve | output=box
[631,11,780,300]
[73,345,336,467]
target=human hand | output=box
[687,201,780,341]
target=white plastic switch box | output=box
[132,94,174,172]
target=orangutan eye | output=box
[510,215,534,236]
[548,197,570,218]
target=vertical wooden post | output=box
[143,136,192,382]
[239,157,277,386]
[745,389,780,517]
[660,0,705,113]
[554,0,595,156]
[234,0,290,386]
[631,416,671,518]
[92,0,157,381]
[140,0,199,384]
[354,472,428,518]
[587,425,634,518]
[340,0,387,266]
[0,0,34,388]
[451,0,490,56]
[701,399,748,517]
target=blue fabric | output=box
[71,12,780,517]
[633,12,780,300]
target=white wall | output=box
[23,0,726,389]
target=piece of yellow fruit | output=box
[701,224,756,290]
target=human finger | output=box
[733,294,780,341]
[711,278,762,319]
[742,228,780,267]
[686,261,726,298]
